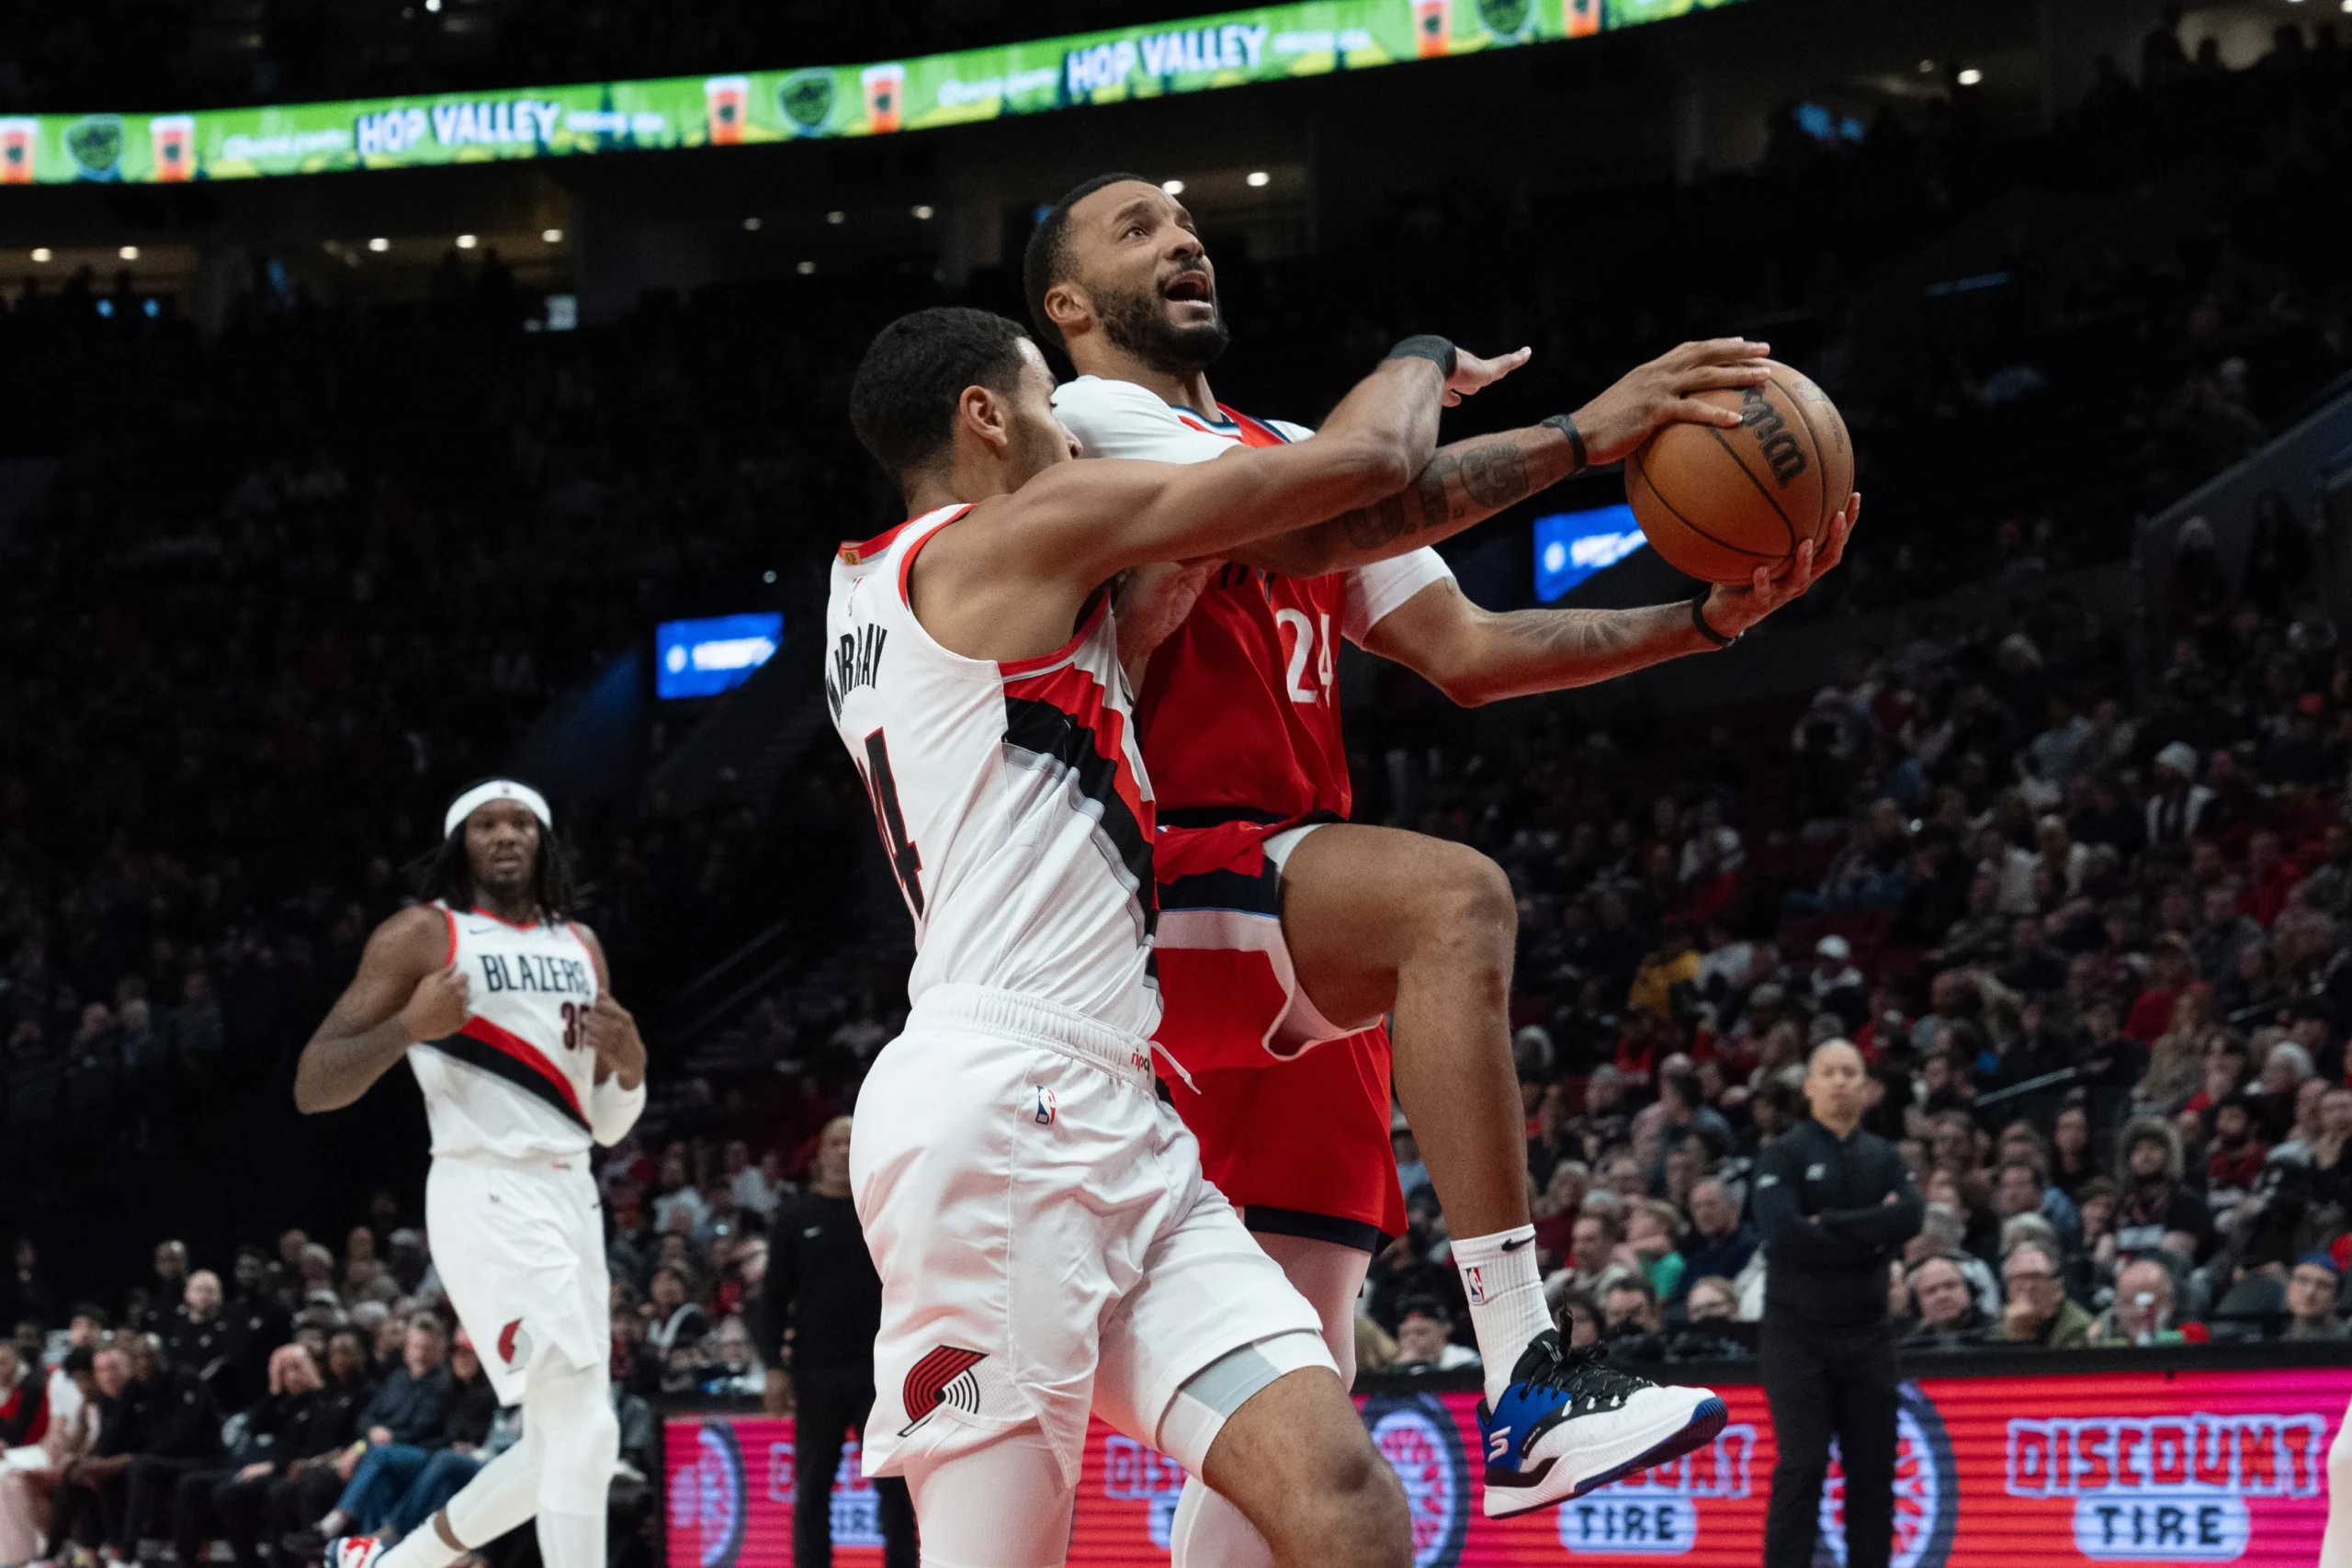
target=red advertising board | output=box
[665,1367,2352,1566]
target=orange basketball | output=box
[1624,360,1852,585]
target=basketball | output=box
[1624,360,1853,584]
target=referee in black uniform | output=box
[761,1114,917,1568]
[1753,1041,1922,1568]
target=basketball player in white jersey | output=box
[292,779,646,1568]
[1029,175,1851,1553]
[829,305,1517,1567]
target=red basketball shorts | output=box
[1152,818,1407,1247]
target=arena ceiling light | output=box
[910,204,933,220]
[119,244,139,260]
[541,228,563,243]
[1956,67,1984,85]
[456,232,478,248]
[367,235,390,252]
[797,259,815,275]
[28,248,49,263]
[742,216,762,231]
[826,209,845,224]
[1161,178,1185,195]
[1245,170,1270,187]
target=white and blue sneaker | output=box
[1476,1327,1727,1518]
[324,1538,388,1568]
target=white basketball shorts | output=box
[425,1154,611,1405]
[851,983,1330,1487]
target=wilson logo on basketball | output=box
[899,1346,988,1435]
[1738,386,1810,488]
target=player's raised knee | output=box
[1417,844,1516,956]
[1281,1436,1410,1568]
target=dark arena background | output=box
[4,0,2352,1563]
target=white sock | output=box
[1453,1225,1550,1406]
[374,1524,463,1568]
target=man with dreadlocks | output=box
[293,778,646,1568]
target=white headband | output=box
[444,779,553,840]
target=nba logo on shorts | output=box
[1033,1087,1056,1126]
[1464,1266,1486,1305]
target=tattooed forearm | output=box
[1276,420,1573,567]
[1460,441,1531,509]
[1338,430,1544,550]
[1369,591,1709,705]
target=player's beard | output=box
[1098,279,1228,375]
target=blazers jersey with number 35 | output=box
[825,504,1160,1040]
[408,902,601,1162]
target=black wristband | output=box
[1385,334,1458,379]
[1691,591,1736,649]
[1542,413,1589,476]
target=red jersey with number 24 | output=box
[1047,377,1453,821]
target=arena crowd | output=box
[0,20,2350,1566]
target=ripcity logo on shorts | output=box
[899,1346,989,1436]
[497,1317,532,1367]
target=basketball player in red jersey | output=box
[1026,175,1858,1544]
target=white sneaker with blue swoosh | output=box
[1475,1325,1726,1519]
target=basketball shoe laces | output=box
[1507,1322,1653,1417]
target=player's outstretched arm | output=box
[1022,344,1453,581]
[1236,338,1775,577]
[292,906,461,1113]
[1363,495,1858,705]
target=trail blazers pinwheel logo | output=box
[900,1347,989,1435]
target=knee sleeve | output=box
[525,1354,616,1517]
[442,1427,543,1549]
[1157,1329,1335,1476]
[1170,1476,1275,1568]
[902,1425,1074,1568]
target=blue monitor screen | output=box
[655,612,784,700]
[1533,503,1647,603]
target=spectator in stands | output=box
[2284,1254,2348,1340]
[640,1269,709,1393]
[1676,1179,1756,1297]
[117,1331,225,1562]
[1392,1300,1480,1373]
[1623,1201,1688,1303]
[254,1331,372,1563]
[2093,1258,2194,1346]
[46,1345,135,1560]
[1901,1257,1989,1348]
[1987,1242,2094,1348]
[314,1314,447,1535]
[316,1329,489,1535]
[163,1270,229,1382]
[1,1244,54,1336]
[169,1342,319,1568]
[139,1245,190,1334]
[1601,1276,1664,1338]
[2114,1120,2213,1259]
[0,1347,96,1566]
[1683,1278,1739,1323]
